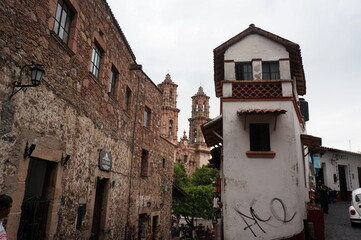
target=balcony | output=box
[222,80,293,99]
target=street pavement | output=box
[325,201,361,239]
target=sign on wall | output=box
[99,150,112,171]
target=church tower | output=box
[189,86,210,144]
[188,87,211,168]
[158,73,180,145]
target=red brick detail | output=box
[232,82,282,98]
[246,151,276,158]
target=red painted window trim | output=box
[246,151,276,158]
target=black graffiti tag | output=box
[234,207,270,237]
[270,198,296,223]
[234,198,297,237]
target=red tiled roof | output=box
[213,24,306,97]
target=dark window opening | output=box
[250,124,270,151]
[141,149,149,177]
[125,86,131,111]
[169,120,173,136]
[193,129,197,143]
[169,90,173,102]
[235,62,253,80]
[262,61,280,80]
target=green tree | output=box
[173,185,215,227]
[173,162,189,188]
[172,165,219,228]
[190,165,219,186]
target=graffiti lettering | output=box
[234,207,270,237]
[270,198,296,223]
[234,198,297,237]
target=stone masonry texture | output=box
[0,0,175,239]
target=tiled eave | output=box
[201,115,223,148]
[237,109,287,115]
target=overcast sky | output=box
[107,0,361,152]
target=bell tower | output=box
[158,73,180,145]
[189,86,210,144]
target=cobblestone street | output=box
[325,201,361,239]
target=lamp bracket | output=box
[9,62,44,99]
[24,142,36,159]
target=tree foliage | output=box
[173,165,219,226]
[173,162,188,188]
[190,166,219,186]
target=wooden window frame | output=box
[262,61,280,80]
[108,66,118,95]
[53,0,72,43]
[235,62,253,80]
[143,106,151,128]
[248,123,275,158]
[90,43,103,78]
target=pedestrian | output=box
[317,182,329,214]
[0,194,12,240]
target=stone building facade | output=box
[0,0,175,239]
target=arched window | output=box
[195,104,198,112]
[169,90,173,102]
[169,120,173,136]
[193,129,197,143]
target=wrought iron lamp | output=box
[10,61,45,98]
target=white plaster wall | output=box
[223,35,291,82]
[222,100,306,240]
[224,35,289,62]
[320,151,361,191]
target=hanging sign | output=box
[99,150,112,171]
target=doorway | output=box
[152,215,159,240]
[138,213,149,240]
[17,157,56,240]
[338,165,348,200]
[358,167,361,188]
[91,177,109,240]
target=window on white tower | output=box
[262,61,280,80]
[249,124,270,151]
[235,62,253,80]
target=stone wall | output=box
[0,0,175,239]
